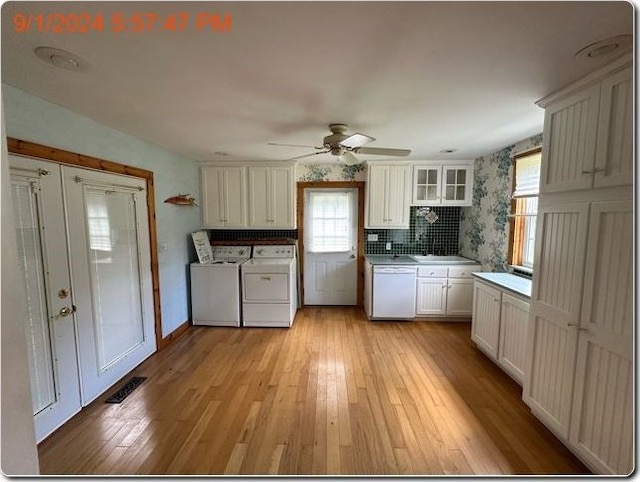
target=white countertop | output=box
[365,255,480,266]
[472,272,532,298]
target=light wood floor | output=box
[38,307,589,475]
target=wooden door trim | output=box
[7,137,165,350]
[296,181,365,307]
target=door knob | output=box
[54,306,76,319]
[350,254,356,259]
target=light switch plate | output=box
[385,242,392,250]
[367,233,378,242]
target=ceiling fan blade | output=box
[285,150,330,161]
[268,142,324,149]
[340,151,362,166]
[356,147,411,156]
[339,133,375,149]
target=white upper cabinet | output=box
[593,66,633,188]
[247,165,295,228]
[365,163,411,228]
[201,166,247,228]
[412,162,473,206]
[538,59,632,194]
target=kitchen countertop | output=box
[472,272,532,299]
[365,254,480,266]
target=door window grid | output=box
[307,191,353,253]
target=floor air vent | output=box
[104,376,147,403]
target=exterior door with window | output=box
[304,188,357,305]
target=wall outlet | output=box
[385,242,392,250]
[367,233,378,242]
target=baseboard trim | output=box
[158,320,191,350]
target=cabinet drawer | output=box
[416,266,448,278]
[449,265,478,278]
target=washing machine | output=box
[190,245,251,327]
[241,245,297,327]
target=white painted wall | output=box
[2,84,201,337]
[1,97,40,475]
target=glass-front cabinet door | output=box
[413,166,441,204]
[442,165,472,205]
[412,163,473,206]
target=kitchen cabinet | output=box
[247,165,296,228]
[365,163,411,228]
[415,265,478,317]
[524,54,633,475]
[471,277,530,385]
[412,162,473,206]
[539,60,632,194]
[201,166,247,228]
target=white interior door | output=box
[10,155,81,442]
[304,188,357,305]
[62,166,156,405]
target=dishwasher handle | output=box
[374,266,416,274]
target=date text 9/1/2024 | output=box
[13,12,232,33]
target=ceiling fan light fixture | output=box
[340,151,361,165]
[340,133,376,149]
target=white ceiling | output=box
[1,1,633,163]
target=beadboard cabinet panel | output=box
[471,282,501,359]
[540,84,600,193]
[594,66,633,189]
[498,293,529,384]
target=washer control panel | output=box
[252,245,295,258]
[212,246,252,261]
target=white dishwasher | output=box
[372,265,417,320]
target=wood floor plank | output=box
[37,308,590,476]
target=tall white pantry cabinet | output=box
[523,54,633,475]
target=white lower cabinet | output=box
[497,293,529,383]
[415,265,478,317]
[471,279,530,385]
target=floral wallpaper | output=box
[296,162,366,182]
[459,133,543,271]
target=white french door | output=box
[10,155,156,441]
[10,156,82,442]
[63,166,156,405]
[303,188,357,305]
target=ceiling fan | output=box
[268,123,411,165]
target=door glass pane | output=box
[85,189,144,370]
[12,180,57,415]
[427,170,437,184]
[416,185,426,201]
[427,186,438,200]
[445,186,455,200]
[417,170,427,184]
[456,186,465,199]
[446,170,455,184]
[457,170,466,184]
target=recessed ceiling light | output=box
[575,35,632,60]
[439,148,457,154]
[34,46,89,72]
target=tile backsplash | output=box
[209,229,298,242]
[365,206,460,255]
